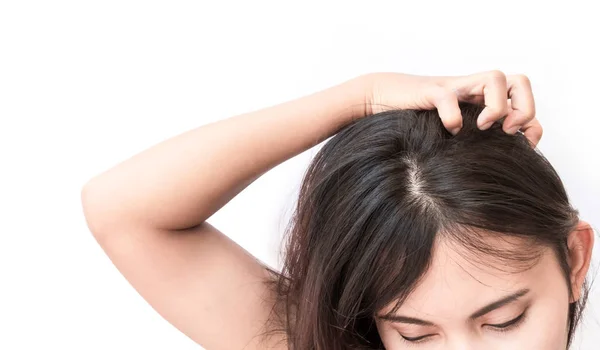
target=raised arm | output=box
[80,70,537,349]
[80,75,370,349]
[82,77,368,233]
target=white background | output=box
[1,1,599,349]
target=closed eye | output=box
[400,312,527,343]
[401,334,435,343]
[486,310,526,330]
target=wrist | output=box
[332,73,374,121]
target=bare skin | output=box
[375,226,593,349]
[81,71,556,349]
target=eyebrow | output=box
[377,288,530,326]
[469,288,530,319]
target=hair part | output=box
[259,102,588,349]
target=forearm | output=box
[82,75,370,231]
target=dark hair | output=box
[260,102,588,349]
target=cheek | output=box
[526,300,571,349]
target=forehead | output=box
[380,233,562,316]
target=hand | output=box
[362,70,542,146]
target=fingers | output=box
[521,117,543,147]
[433,70,540,144]
[473,70,510,130]
[447,70,540,144]
[427,85,463,135]
[503,74,536,134]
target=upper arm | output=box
[87,219,287,350]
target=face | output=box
[374,236,572,349]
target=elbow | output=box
[81,180,139,242]
[81,181,115,240]
[81,181,103,237]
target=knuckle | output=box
[515,74,532,87]
[522,107,537,121]
[487,69,507,81]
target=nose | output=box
[445,337,482,350]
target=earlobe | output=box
[567,221,595,303]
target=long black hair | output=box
[260,102,588,349]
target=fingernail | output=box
[451,127,461,135]
[479,121,493,130]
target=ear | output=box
[567,220,595,303]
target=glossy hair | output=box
[260,102,588,349]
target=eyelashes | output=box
[399,309,529,345]
[485,308,528,332]
[400,334,433,347]
[401,334,432,343]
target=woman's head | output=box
[263,102,594,349]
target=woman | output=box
[81,70,594,349]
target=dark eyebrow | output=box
[469,288,530,320]
[376,288,530,326]
[376,314,435,326]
